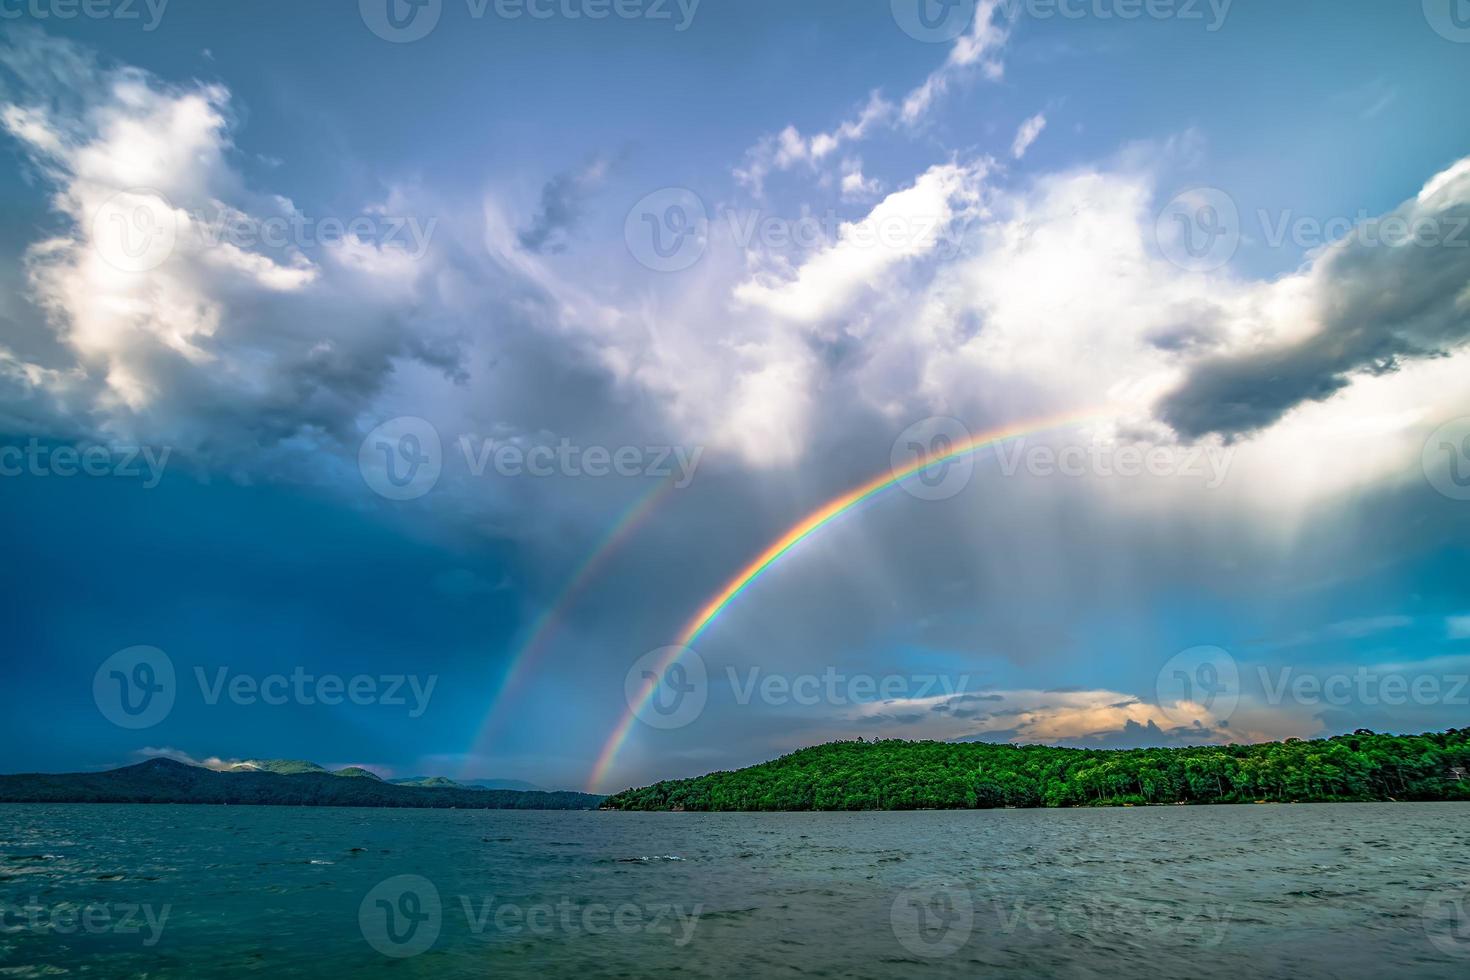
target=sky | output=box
[1,0,1469,793]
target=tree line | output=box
[602,729,1470,811]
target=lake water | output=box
[3,802,1469,977]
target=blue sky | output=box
[2,1,1469,792]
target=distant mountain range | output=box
[391,776,549,792]
[219,759,550,792]
[0,759,601,809]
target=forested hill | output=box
[602,730,1470,811]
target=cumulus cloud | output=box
[734,160,989,324]
[959,687,1254,744]
[722,685,1271,757]
[0,30,461,459]
[722,136,1470,509]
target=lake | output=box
[2,802,1468,977]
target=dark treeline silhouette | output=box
[0,758,603,809]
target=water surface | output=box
[2,803,1468,977]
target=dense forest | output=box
[602,729,1470,811]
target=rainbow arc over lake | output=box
[587,407,1106,792]
[463,478,677,773]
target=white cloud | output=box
[0,35,459,457]
[735,160,989,323]
[1011,112,1047,159]
[900,0,1010,124]
[839,158,882,201]
[1449,617,1470,640]
[734,1,1011,194]
[735,92,894,195]
[784,684,1308,749]
[134,747,239,770]
[13,50,1444,514]
[717,139,1470,515]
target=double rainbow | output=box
[463,477,678,772]
[586,408,1102,792]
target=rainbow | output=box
[585,408,1104,792]
[462,477,678,774]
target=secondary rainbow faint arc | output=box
[586,408,1106,792]
[462,477,678,774]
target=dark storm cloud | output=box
[1159,164,1470,438]
[517,157,615,255]
[969,719,1235,751]
[931,693,1007,720]
[1061,719,1233,749]
[1145,303,1227,353]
